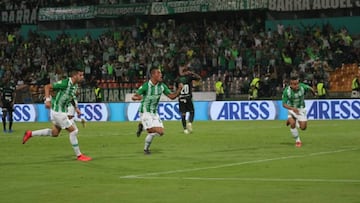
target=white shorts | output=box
[67,105,75,117]
[288,108,307,122]
[51,110,73,129]
[140,112,164,130]
[67,105,81,123]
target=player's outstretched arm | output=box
[44,84,53,109]
[167,83,183,100]
[132,94,142,101]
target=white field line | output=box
[120,147,359,179]
[121,176,360,183]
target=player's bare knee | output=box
[300,126,307,130]
[51,130,60,137]
[147,128,156,133]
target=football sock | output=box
[69,130,81,156]
[32,129,52,136]
[9,114,13,130]
[189,111,194,123]
[181,115,186,129]
[72,123,78,131]
[144,133,158,150]
[2,116,6,130]
[290,128,300,142]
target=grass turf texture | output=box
[0,120,359,203]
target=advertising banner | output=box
[305,99,360,120]
[77,103,109,122]
[0,104,37,122]
[127,102,181,121]
[4,99,359,122]
[209,101,277,120]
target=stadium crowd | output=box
[0,11,360,101]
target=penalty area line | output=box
[120,147,359,179]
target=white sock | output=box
[69,130,81,156]
[72,121,78,131]
[290,128,300,142]
[32,129,52,136]
[144,133,158,150]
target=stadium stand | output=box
[0,1,359,102]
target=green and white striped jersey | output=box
[282,83,311,108]
[136,80,171,114]
[51,78,78,113]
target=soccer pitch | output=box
[0,120,359,203]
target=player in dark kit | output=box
[176,66,201,134]
[0,76,16,133]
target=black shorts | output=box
[1,102,14,112]
[179,97,194,113]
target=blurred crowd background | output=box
[1,0,359,102]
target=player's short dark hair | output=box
[150,66,160,75]
[73,65,84,72]
[69,65,84,76]
[290,76,299,81]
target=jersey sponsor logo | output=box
[77,103,109,121]
[209,101,277,120]
[306,100,360,119]
[127,102,181,121]
[0,104,37,122]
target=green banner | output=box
[36,0,359,21]
[38,6,96,21]
[150,0,268,15]
[97,4,150,17]
[151,1,209,15]
[208,0,267,11]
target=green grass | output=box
[0,120,359,203]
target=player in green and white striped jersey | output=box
[282,76,316,148]
[132,67,182,155]
[22,68,91,161]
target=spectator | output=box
[215,77,224,101]
[316,79,327,99]
[351,74,360,98]
[249,74,261,100]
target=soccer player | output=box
[175,66,201,134]
[22,68,92,162]
[0,76,16,133]
[282,76,316,147]
[132,67,182,155]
